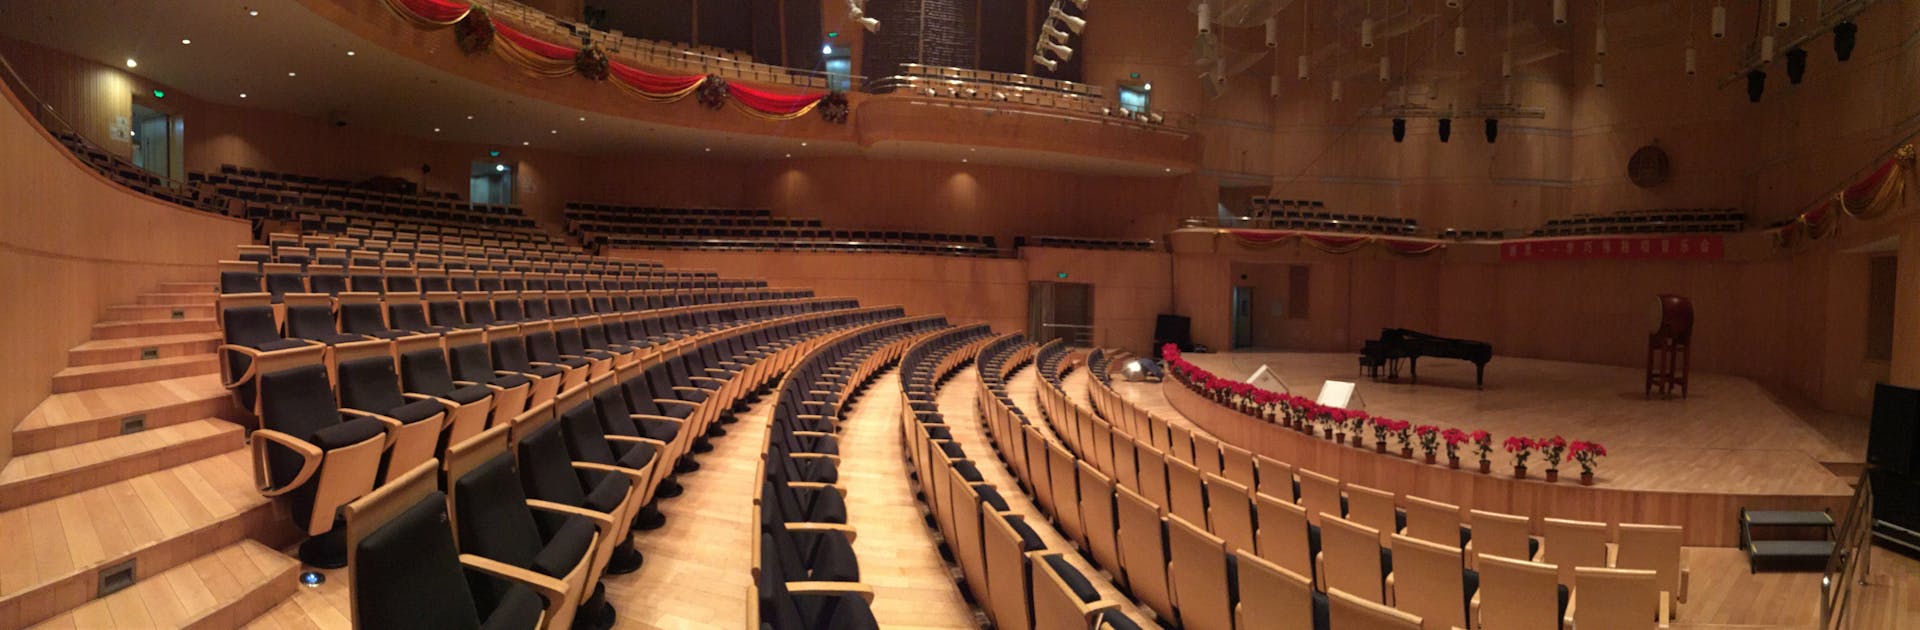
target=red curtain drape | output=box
[608,61,706,101]
[728,82,827,120]
[387,0,471,26]
[491,19,575,60]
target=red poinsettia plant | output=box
[1537,436,1568,472]
[1389,419,1415,449]
[1569,441,1608,475]
[1471,430,1494,462]
[1415,425,1441,456]
[1504,436,1536,467]
[1441,428,1469,459]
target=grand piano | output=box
[1359,328,1493,388]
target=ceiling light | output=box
[578,116,586,121]
[466,115,474,120]
[550,129,557,134]
[703,147,711,152]
[494,164,507,172]
[1143,82,1152,90]
[521,141,530,146]
[346,50,356,56]
[287,71,296,77]
[800,142,808,147]
[239,92,247,98]
[1165,167,1172,172]
[785,153,792,158]
[822,44,833,54]
[433,127,441,132]
[961,159,968,163]
[180,39,191,45]
[125,58,137,68]
[247,8,259,17]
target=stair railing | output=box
[1821,471,1874,629]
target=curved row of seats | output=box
[750,310,937,629]
[911,332,1143,629]
[1050,347,1689,629]
[333,304,891,628]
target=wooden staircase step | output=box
[157,282,219,294]
[0,419,244,511]
[69,333,223,367]
[241,570,350,629]
[26,540,297,629]
[0,450,299,628]
[90,319,218,340]
[104,304,216,321]
[135,293,218,306]
[14,375,240,456]
[52,355,220,393]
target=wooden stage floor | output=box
[1134,351,1866,498]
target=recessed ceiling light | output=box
[784,153,792,158]
[550,129,557,134]
[247,8,259,16]
[433,127,441,132]
[287,71,296,77]
[577,116,586,122]
[969,148,976,152]
[180,39,191,45]
[346,50,356,56]
[961,158,969,163]
[703,147,711,152]
[124,58,137,68]
[800,142,808,147]
[522,141,530,146]
[239,92,247,98]
[1164,167,1173,172]
[466,115,474,120]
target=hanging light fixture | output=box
[1437,118,1452,142]
[1746,69,1766,101]
[1298,55,1311,79]
[1040,40,1074,61]
[1051,7,1086,33]
[1299,0,1311,79]
[1501,52,1513,77]
[1392,118,1407,142]
[1362,18,1376,48]
[1271,74,1282,97]
[1379,55,1390,83]
[1332,79,1344,101]
[1774,0,1791,28]
[1596,0,1607,56]
[1198,1,1212,34]
[1455,24,1467,56]
[1786,47,1808,83]
[1553,0,1567,25]
[1484,118,1499,143]
[1266,17,1279,47]
[1760,34,1776,63]
[1685,44,1697,75]
[1033,53,1059,71]
[1593,62,1605,86]
[1833,21,1858,61]
[1711,2,1726,38]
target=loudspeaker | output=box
[1153,314,1192,357]
[1869,382,1920,476]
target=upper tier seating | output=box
[1246,198,1421,235]
[1019,235,1160,252]
[50,131,227,212]
[1532,207,1745,236]
[200,165,552,244]
[565,202,999,256]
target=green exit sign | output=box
[1056,272,1069,279]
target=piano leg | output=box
[1408,357,1419,384]
[1475,363,1485,389]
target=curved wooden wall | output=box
[0,78,251,467]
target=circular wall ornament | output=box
[1628,144,1670,188]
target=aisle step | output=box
[157,282,218,294]
[104,304,216,321]
[51,355,219,393]
[134,293,218,307]
[68,333,223,367]
[26,540,298,629]
[0,449,297,628]
[90,318,218,340]
[13,375,240,456]
[0,419,243,510]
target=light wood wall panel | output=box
[0,78,252,469]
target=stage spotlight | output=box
[1033,53,1059,71]
[1043,23,1070,44]
[1746,69,1767,102]
[857,15,880,32]
[1553,0,1567,24]
[1833,21,1858,61]
[1266,17,1279,47]
[1484,118,1499,143]
[1051,7,1086,34]
[1711,4,1727,38]
[1785,48,1808,84]
[1391,118,1407,143]
[1041,40,1074,61]
[1198,1,1211,34]
[1437,118,1452,143]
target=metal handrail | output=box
[1821,471,1875,629]
[0,50,192,191]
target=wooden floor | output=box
[1159,351,1862,496]
[977,364,1159,626]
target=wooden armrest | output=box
[402,392,460,409]
[630,414,685,426]
[672,386,717,395]
[525,499,616,527]
[653,398,700,409]
[688,376,727,386]
[784,581,876,603]
[453,380,481,387]
[460,554,572,607]
[342,408,408,431]
[788,452,839,460]
[1384,572,1396,606]
[1678,565,1690,602]
[1563,589,1577,628]
[788,481,848,497]
[605,435,669,449]
[785,521,858,542]
[1658,592,1671,628]
[793,431,834,439]
[249,429,322,496]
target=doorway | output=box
[129,103,174,181]
[1029,281,1094,347]
[470,160,514,205]
[1232,285,1254,349]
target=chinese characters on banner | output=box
[1499,235,1724,262]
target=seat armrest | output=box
[525,499,616,527]
[402,392,461,409]
[248,429,322,496]
[631,414,685,426]
[784,581,876,603]
[786,521,858,542]
[788,481,848,497]
[460,554,572,608]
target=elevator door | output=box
[1232,285,1254,349]
[1029,281,1094,347]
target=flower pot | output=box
[1448,456,1460,469]
[1401,447,1414,458]
[1545,469,1559,483]
[1513,465,1528,479]
[1580,472,1594,486]
[1479,460,1491,473]
[1425,453,1437,465]
[1375,441,1388,453]
[1325,428,1335,440]
[1351,435,1364,448]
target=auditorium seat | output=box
[337,292,410,339]
[1318,515,1387,603]
[1384,534,1471,629]
[333,339,451,483]
[283,293,369,346]
[1032,552,1129,629]
[1299,469,1344,527]
[1255,454,1297,501]
[1115,485,1175,621]
[983,511,1047,630]
[1401,495,1466,549]
[1078,461,1123,576]
[1167,514,1236,630]
[343,461,548,630]
[1471,554,1566,630]
[505,406,643,579]
[1328,586,1423,630]
[1567,567,1663,629]
[245,344,390,567]
[1345,483,1401,547]
[444,425,606,630]
[1613,523,1689,614]
[1466,509,1541,568]
[487,323,568,407]
[1540,517,1610,586]
[1236,550,1329,630]
[220,260,263,293]
[394,332,499,446]
[1255,493,1317,586]
[218,292,315,399]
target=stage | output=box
[1104,351,1868,546]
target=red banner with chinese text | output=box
[1499,235,1724,262]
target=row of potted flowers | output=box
[1161,344,1608,485]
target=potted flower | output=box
[1569,441,1607,485]
[1371,417,1392,453]
[1348,412,1369,447]
[1392,420,1416,458]
[1416,425,1441,464]
[1504,436,1536,479]
[1441,428,1468,469]
[1538,436,1568,483]
[1322,406,1343,440]
[1472,430,1494,473]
